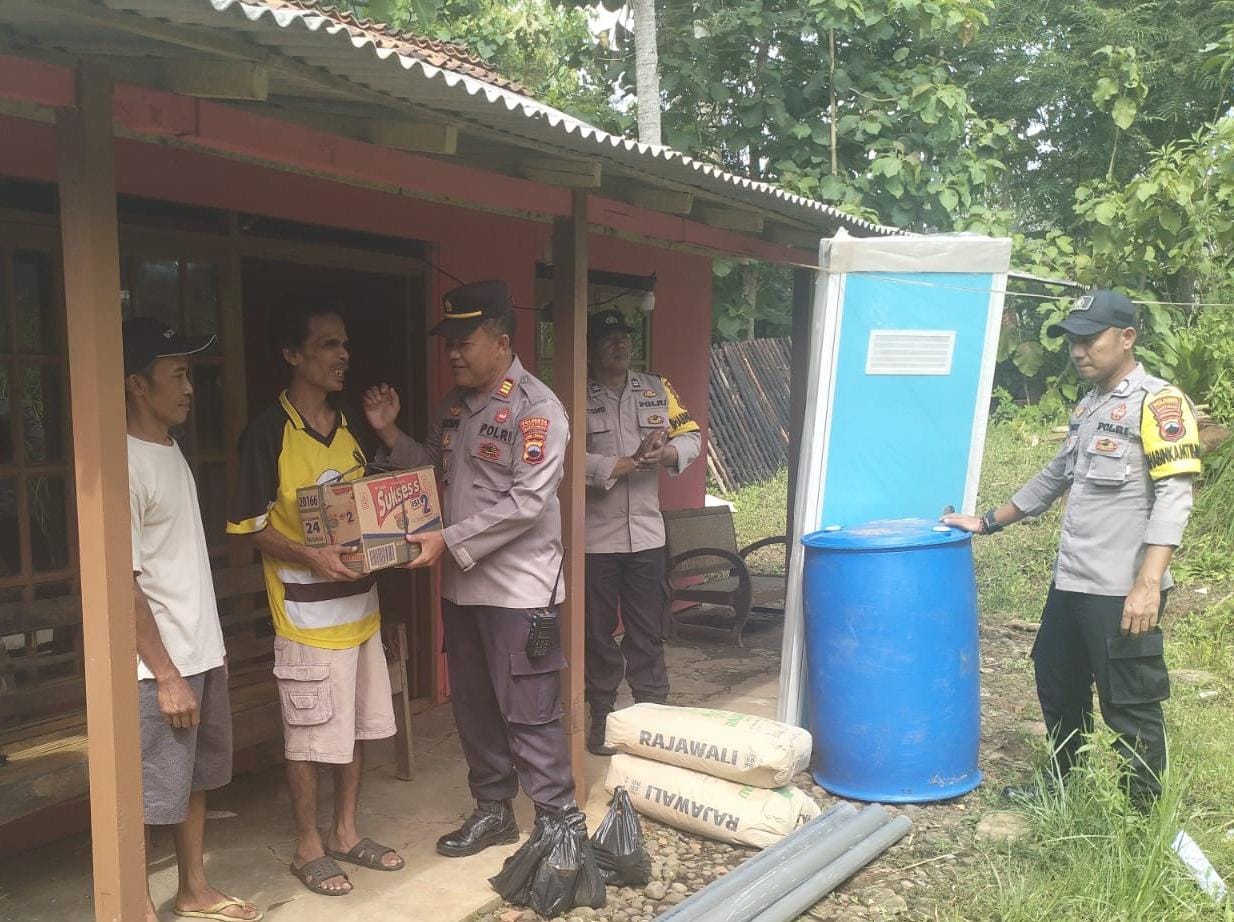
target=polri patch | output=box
[1110,404,1127,421]
[494,407,510,424]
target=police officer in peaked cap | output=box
[362,280,580,854]
[583,308,701,755]
[945,289,1201,805]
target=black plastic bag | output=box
[591,787,652,886]
[528,814,581,917]
[489,821,549,905]
[570,811,607,910]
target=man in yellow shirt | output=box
[228,305,403,896]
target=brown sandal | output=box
[290,856,352,896]
[326,836,405,871]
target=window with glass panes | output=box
[534,274,652,386]
[0,225,78,695]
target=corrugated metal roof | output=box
[24,0,904,239]
[262,0,528,94]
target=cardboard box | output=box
[297,466,442,574]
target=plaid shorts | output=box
[139,665,233,825]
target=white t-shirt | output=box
[129,435,226,681]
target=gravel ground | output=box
[469,616,1045,922]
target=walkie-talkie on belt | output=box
[525,551,565,657]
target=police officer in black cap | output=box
[583,309,700,754]
[363,280,580,856]
[945,289,1201,803]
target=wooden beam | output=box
[56,63,146,922]
[366,119,458,155]
[767,225,823,249]
[694,204,765,233]
[552,191,588,797]
[235,105,459,155]
[158,60,268,100]
[522,158,602,189]
[622,186,693,215]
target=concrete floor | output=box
[0,615,783,922]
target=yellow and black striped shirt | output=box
[227,392,380,649]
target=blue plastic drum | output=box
[801,518,981,802]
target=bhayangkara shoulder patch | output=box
[1141,386,1201,480]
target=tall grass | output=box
[947,729,1234,921]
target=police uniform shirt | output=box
[383,355,568,608]
[1012,363,1200,596]
[584,373,701,553]
[227,392,381,649]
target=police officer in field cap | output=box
[945,288,1201,805]
[361,280,580,856]
[584,308,701,755]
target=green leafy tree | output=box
[961,0,1234,233]
[613,0,1015,231]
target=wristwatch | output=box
[981,508,1005,535]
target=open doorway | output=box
[240,256,437,701]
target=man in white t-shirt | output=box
[124,318,261,922]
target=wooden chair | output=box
[663,506,788,646]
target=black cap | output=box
[588,308,634,345]
[430,280,513,338]
[122,317,215,375]
[1046,289,1138,338]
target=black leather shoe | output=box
[436,800,518,857]
[587,711,616,756]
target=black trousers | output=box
[442,601,575,810]
[584,549,670,712]
[1032,585,1170,800]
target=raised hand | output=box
[363,383,401,434]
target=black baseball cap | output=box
[122,317,215,375]
[588,308,634,345]
[430,280,513,338]
[1046,289,1138,338]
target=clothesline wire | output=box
[824,272,1234,309]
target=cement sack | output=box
[604,703,812,788]
[604,753,820,849]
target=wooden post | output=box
[786,266,815,557]
[57,65,147,922]
[552,191,588,797]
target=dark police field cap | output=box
[1046,289,1138,338]
[430,280,513,338]
[587,308,634,345]
[122,317,215,376]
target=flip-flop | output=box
[326,836,405,871]
[173,897,264,921]
[290,855,352,896]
